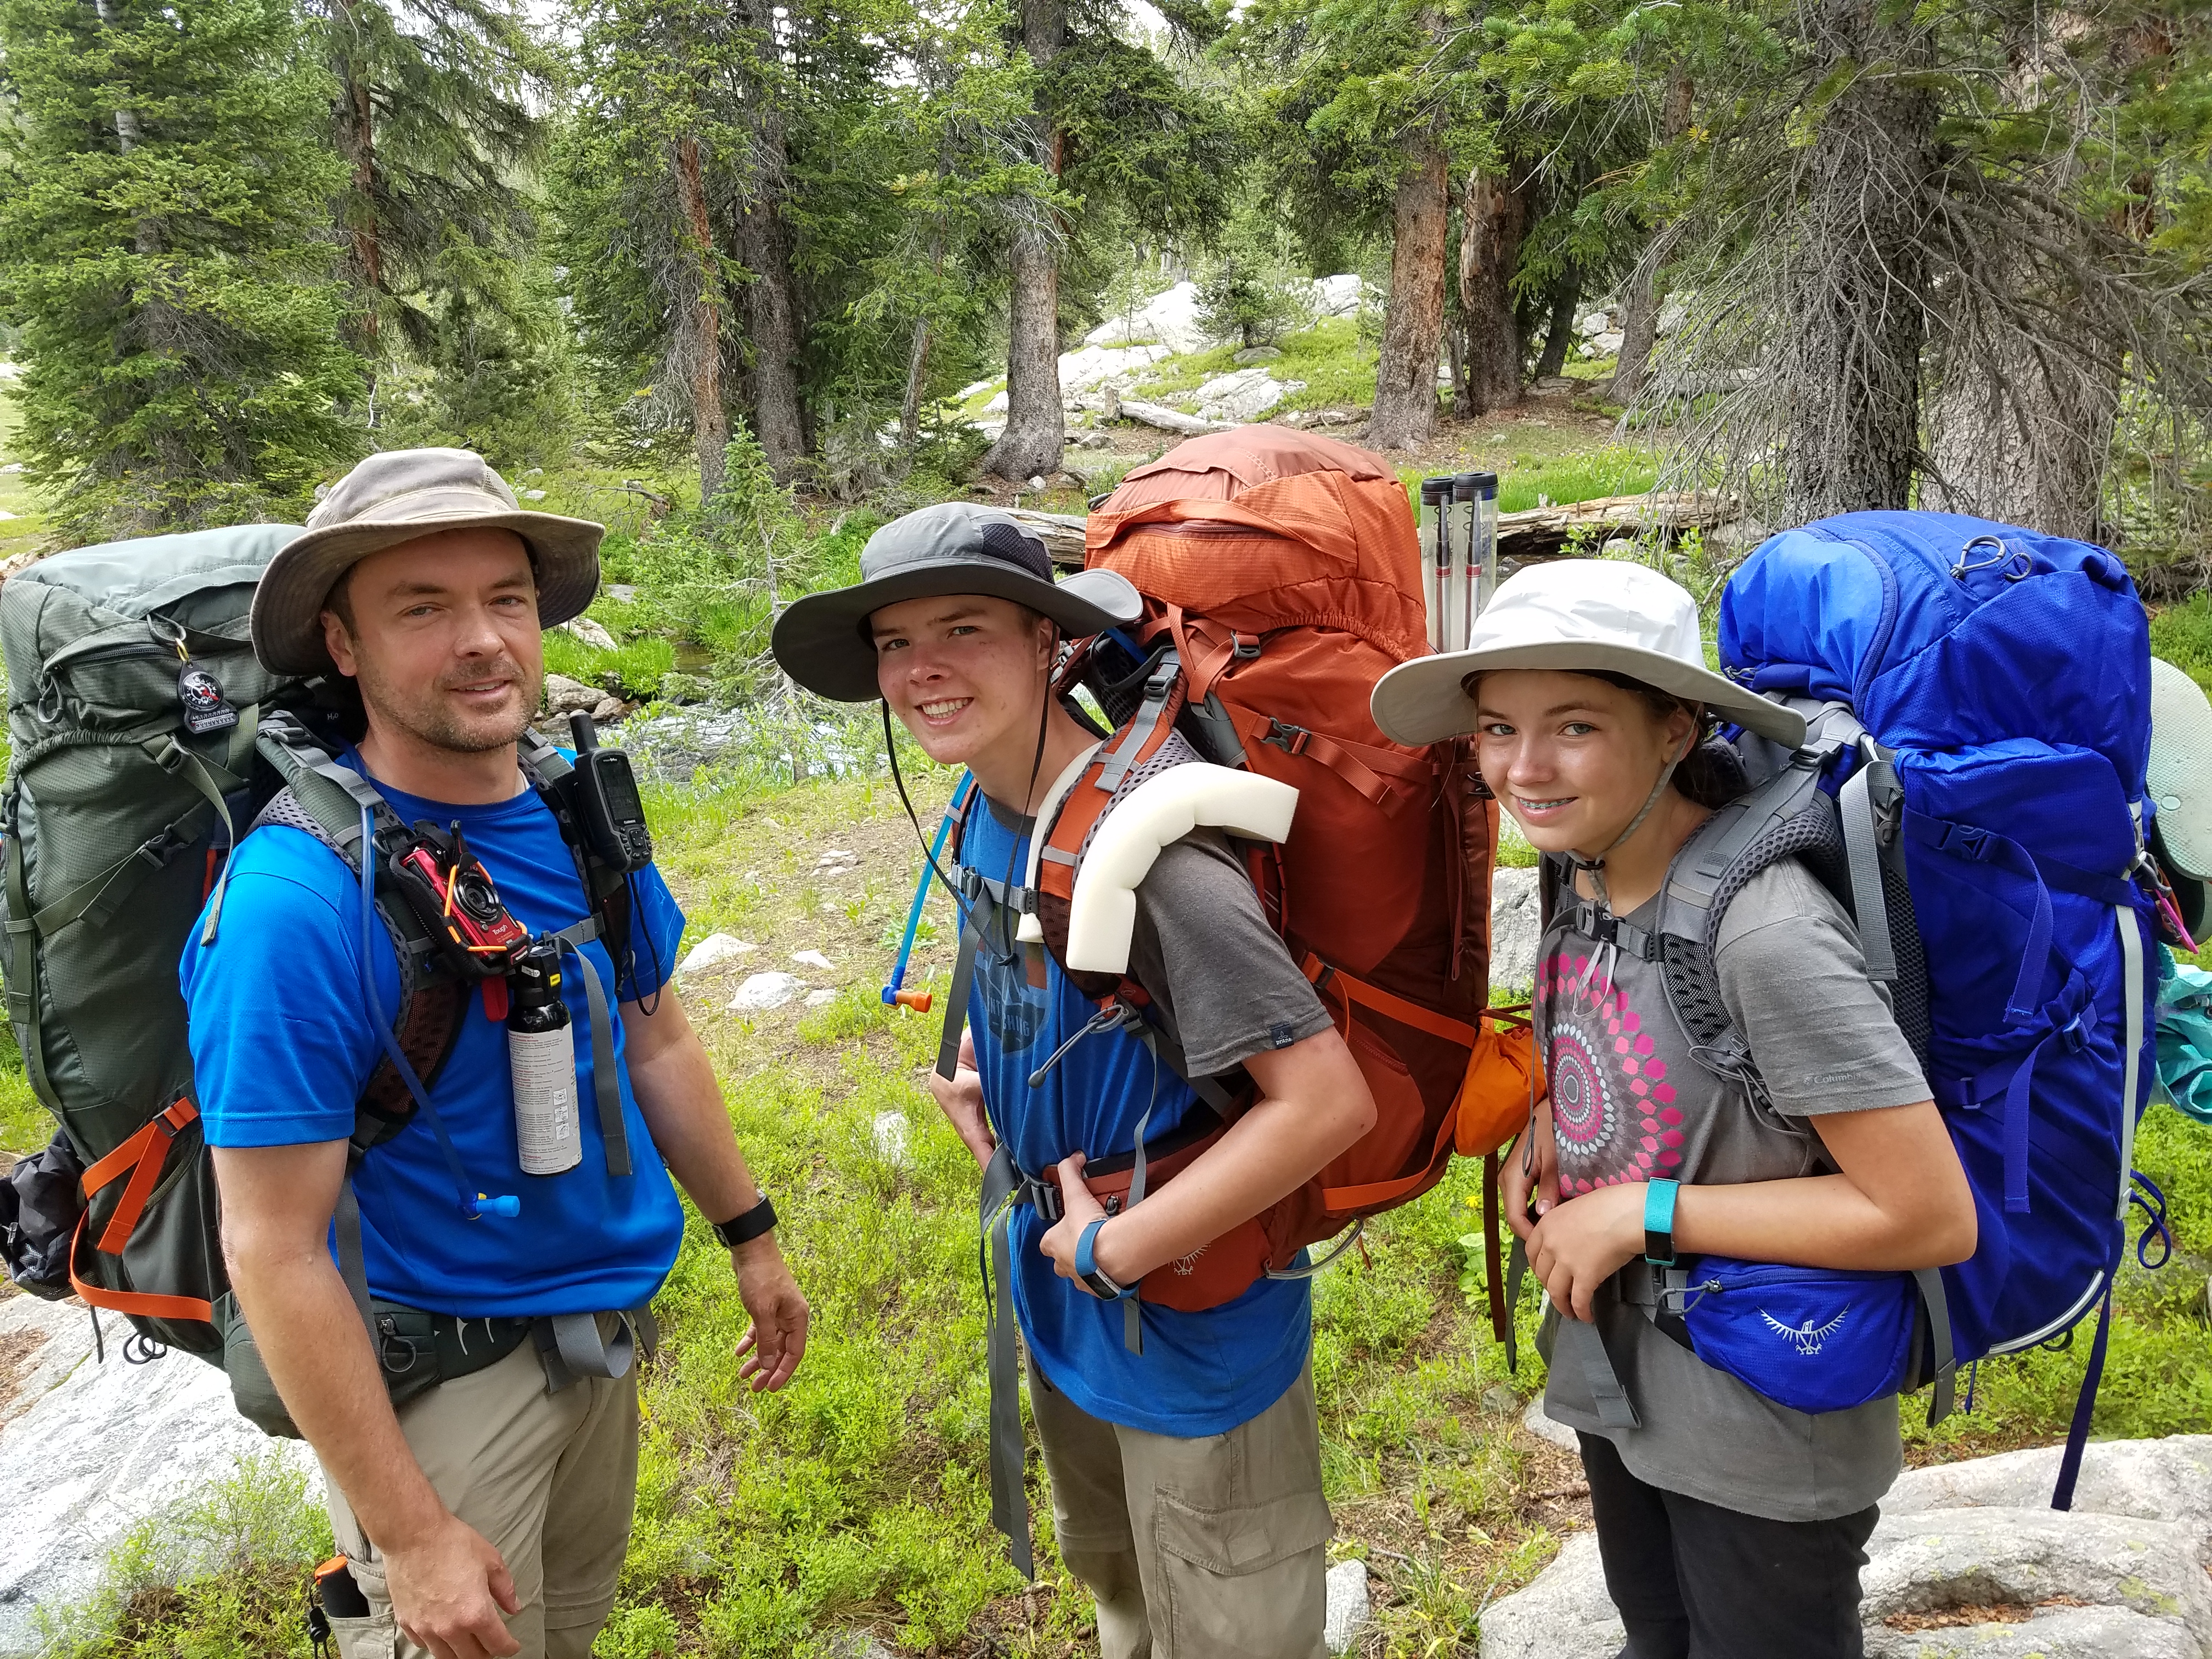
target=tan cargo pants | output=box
[318,1335,639,1659]
[1026,1353,1333,1659]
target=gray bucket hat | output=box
[251,447,604,676]
[771,502,1141,702]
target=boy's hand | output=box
[924,1028,997,1167]
[1039,1152,1111,1289]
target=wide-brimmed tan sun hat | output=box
[251,447,604,676]
[771,501,1141,703]
[1370,558,1808,749]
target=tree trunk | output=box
[1607,72,1691,404]
[1457,171,1525,416]
[732,0,805,481]
[981,0,1067,481]
[1368,136,1450,450]
[1925,315,2115,541]
[1534,266,1582,380]
[1780,0,1935,520]
[673,135,729,503]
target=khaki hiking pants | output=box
[318,1332,640,1659]
[1026,1352,1333,1659]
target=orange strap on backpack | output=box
[69,1096,217,1323]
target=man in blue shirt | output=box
[189,448,808,1659]
[772,504,1376,1658]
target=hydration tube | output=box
[357,803,520,1220]
[882,771,976,1012]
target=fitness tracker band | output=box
[711,1193,778,1249]
[1075,1217,1136,1300]
[1643,1178,1680,1266]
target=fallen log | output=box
[1001,508,1089,568]
[1498,491,1739,559]
[1116,400,1226,437]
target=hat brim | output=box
[251,511,604,676]
[1371,640,1809,749]
[771,561,1142,702]
[2150,659,2212,881]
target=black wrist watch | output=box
[712,1193,777,1248]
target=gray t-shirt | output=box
[989,799,1333,1075]
[1538,857,1932,1522]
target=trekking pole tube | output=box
[1451,474,1480,651]
[883,771,976,1012]
[1419,478,1452,652]
[1471,471,1499,619]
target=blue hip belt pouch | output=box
[1667,1257,1919,1414]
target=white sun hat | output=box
[1370,558,1807,750]
[2150,658,2212,883]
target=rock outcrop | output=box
[1480,1434,2212,1659]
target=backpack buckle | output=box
[1232,632,1262,661]
[1262,720,1311,757]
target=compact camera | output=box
[388,820,529,980]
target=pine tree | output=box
[0,0,361,539]
[313,0,552,364]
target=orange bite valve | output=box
[893,989,933,1013]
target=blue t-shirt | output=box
[961,798,1311,1438]
[182,752,688,1318]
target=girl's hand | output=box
[1499,1094,1560,1243]
[1039,1152,1110,1288]
[1526,1182,1646,1322]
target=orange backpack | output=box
[1030,425,1540,1309]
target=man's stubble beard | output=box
[353,651,544,755]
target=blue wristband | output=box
[1076,1217,1108,1278]
[1643,1178,1680,1266]
[1075,1217,1135,1299]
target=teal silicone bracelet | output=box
[1644,1178,1680,1266]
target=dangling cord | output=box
[1564,727,1695,913]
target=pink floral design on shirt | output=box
[1541,948,1685,1195]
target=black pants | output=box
[1578,1433,1877,1659]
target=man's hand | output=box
[731,1235,809,1391]
[1524,1182,1644,1322]
[382,1510,522,1659]
[924,1028,996,1168]
[1500,1094,1560,1244]
[1039,1152,1110,1290]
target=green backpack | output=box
[0,526,634,1410]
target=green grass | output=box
[0,1023,49,1153]
[1124,318,1377,415]
[2150,594,2212,697]
[0,377,50,566]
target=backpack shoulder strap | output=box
[248,712,467,1154]
[517,732,636,984]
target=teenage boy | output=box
[771,503,1377,1659]
[189,448,809,1659]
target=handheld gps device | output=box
[567,712,654,873]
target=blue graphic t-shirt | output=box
[962,796,1316,1438]
[182,751,689,1318]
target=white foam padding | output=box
[1064,763,1299,974]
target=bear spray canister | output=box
[507,934,582,1175]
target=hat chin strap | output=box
[1564,732,1694,914]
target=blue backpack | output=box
[1703,510,2162,1504]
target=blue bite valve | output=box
[478,1193,522,1218]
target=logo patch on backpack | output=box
[177,661,238,735]
[1761,1306,1848,1356]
